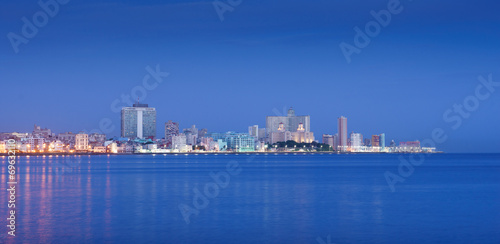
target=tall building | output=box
[266,107,310,135]
[380,133,386,150]
[372,135,380,147]
[75,132,89,152]
[198,128,207,139]
[337,116,347,151]
[364,138,371,147]
[183,125,198,145]
[258,128,266,142]
[165,120,179,146]
[268,122,314,144]
[121,103,157,139]
[350,132,363,151]
[248,125,259,140]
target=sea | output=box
[0,153,499,243]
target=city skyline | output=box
[1,0,499,153]
[0,102,495,153]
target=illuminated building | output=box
[372,135,380,147]
[164,120,179,147]
[380,133,386,151]
[350,132,363,151]
[266,107,310,136]
[75,132,89,152]
[121,103,157,139]
[172,134,187,151]
[338,116,348,151]
[399,141,421,152]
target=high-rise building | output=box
[183,125,198,145]
[266,107,310,135]
[350,132,363,151]
[258,128,266,141]
[364,138,371,147]
[121,103,157,139]
[337,116,347,151]
[198,128,207,139]
[372,135,380,147]
[164,120,179,146]
[248,125,259,140]
[380,133,386,150]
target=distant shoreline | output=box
[0,151,444,157]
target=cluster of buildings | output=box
[0,104,436,154]
[321,116,435,153]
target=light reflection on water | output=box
[0,154,498,243]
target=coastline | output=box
[0,151,444,157]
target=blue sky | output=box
[1,0,499,152]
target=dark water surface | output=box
[1,153,499,243]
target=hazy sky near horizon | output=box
[1,0,499,152]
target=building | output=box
[364,138,371,147]
[399,141,421,152]
[380,133,386,151]
[89,133,106,143]
[248,125,259,140]
[322,134,334,149]
[164,120,179,147]
[33,124,53,138]
[57,132,76,144]
[372,135,380,147]
[268,120,314,144]
[258,128,266,142]
[206,132,255,152]
[198,128,207,139]
[338,116,348,151]
[225,133,255,152]
[183,125,198,145]
[75,132,89,152]
[25,135,44,152]
[172,134,187,151]
[121,103,157,139]
[266,107,310,136]
[350,132,363,151]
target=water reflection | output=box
[0,154,498,243]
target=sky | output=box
[1,0,499,153]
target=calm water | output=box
[0,153,499,243]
